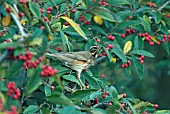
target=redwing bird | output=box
[46,45,100,89]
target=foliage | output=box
[0,0,170,113]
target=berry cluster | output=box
[121,28,136,38]
[79,15,91,25]
[106,44,114,50]
[121,60,131,68]
[46,6,53,14]
[40,65,57,77]
[146,2,156,7]
[107,34,115,41]
[6,106,17,114]
[102,91,109,98]
[98,0,109,7]
[7,82,21,100]
[138,32,161,46]
[19,0,27,4]
[138,55,145,64]
[22,59,41,69]
[162,34,168,43]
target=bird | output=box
[45,45,100,89]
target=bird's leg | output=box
[77,71,86,90]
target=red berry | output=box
[107,44,114,49]
[20,0,27,4]
[7,46,14,51]
[141,55,145,59]
[140,60,144,64]
[151,3,155,7]
[47,11,51,14]
[154,104,158,109]
[13,94,18,100]
[58,48,61,52]
[44,17,48,21]
[124,63,128,67]
[102,94,106,98]
[121,34,126,38]
[129,15,133,19]
[157,41,161,45]
[107,35,112,39]
[19,12,25,17]
[47,7,53,11]
[121,102,125,107]
[72,9,76,13]
[85,20,91,25]
[103,52,106,56]
[108,102,112,106]
[40,9,45,13]
[50,86,55,90]
[149,41,154,46]
[101,74,105,78]
[6,7,12,13]
[105,3,109,7]
[64,22,69,26]
[163,34,167,38]
[97,38,101,43]
[121,64,125,68]
[123,93,126,98]
[167,14,170,18]
[40,26,45,30]
[105,91,109,95]
[99,54,103,57]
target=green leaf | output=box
[107,86,118,100]
[150,12,161,24]
[60,29,67,45]
[62,74,81,86]
[60,106,82,114]
[70,89,97,100]
[24,67,42,96]
[124,99,137,114]
[130,50,154,58]
[93,9,116,22]
[107,0,130,5]
[7,61,23,78]
[90,108,107,114]
[0,4,7,16]
[85,39,95,50]
[60,16,87,40]
[139,17,151,33]
[134,36,144,50]
[85,74,100,89]
[117,20,140,29]
[132,55,144,79]
[41,107,50,114]
[154,110,170,114]
[0,66,5,79]
[71,0,79,6]
[103,47,112,62]
[47,93,74,105]
[111,41,127,62]
[40,36,48,54]
[23,105,39,114]
[44,84,51,97]
[89,25,106,35]
[29,2,41,18]
[0,42,21,49]
[163,41,170,55]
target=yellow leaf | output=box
[60,16,87,40]
[123,41,132,54]
[28,37,42,46]
[21,20,27,26]
[94,15,103,25]
[1,13,11,26]
[112,57,117,63]
[48,35,53,41]
[151,36,159,43]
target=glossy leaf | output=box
[23,105,39,114]
[130,50,154,58]
[60,16,87,40]
[123,41,132,54]
[132,55,144,79]
[29,2,41,18]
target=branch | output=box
[0,12,28,63]
[49,2,82,25]
[157,0,170,11]
[94,56,106,65]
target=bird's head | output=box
[89,45,100,57]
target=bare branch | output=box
[157,0,170,11]
[0,12,28,63]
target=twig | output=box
[157,0,170,11]
[49,2,82,25]
[94,56,106,65]
[0,12,28,63]
[93,102,108,108]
